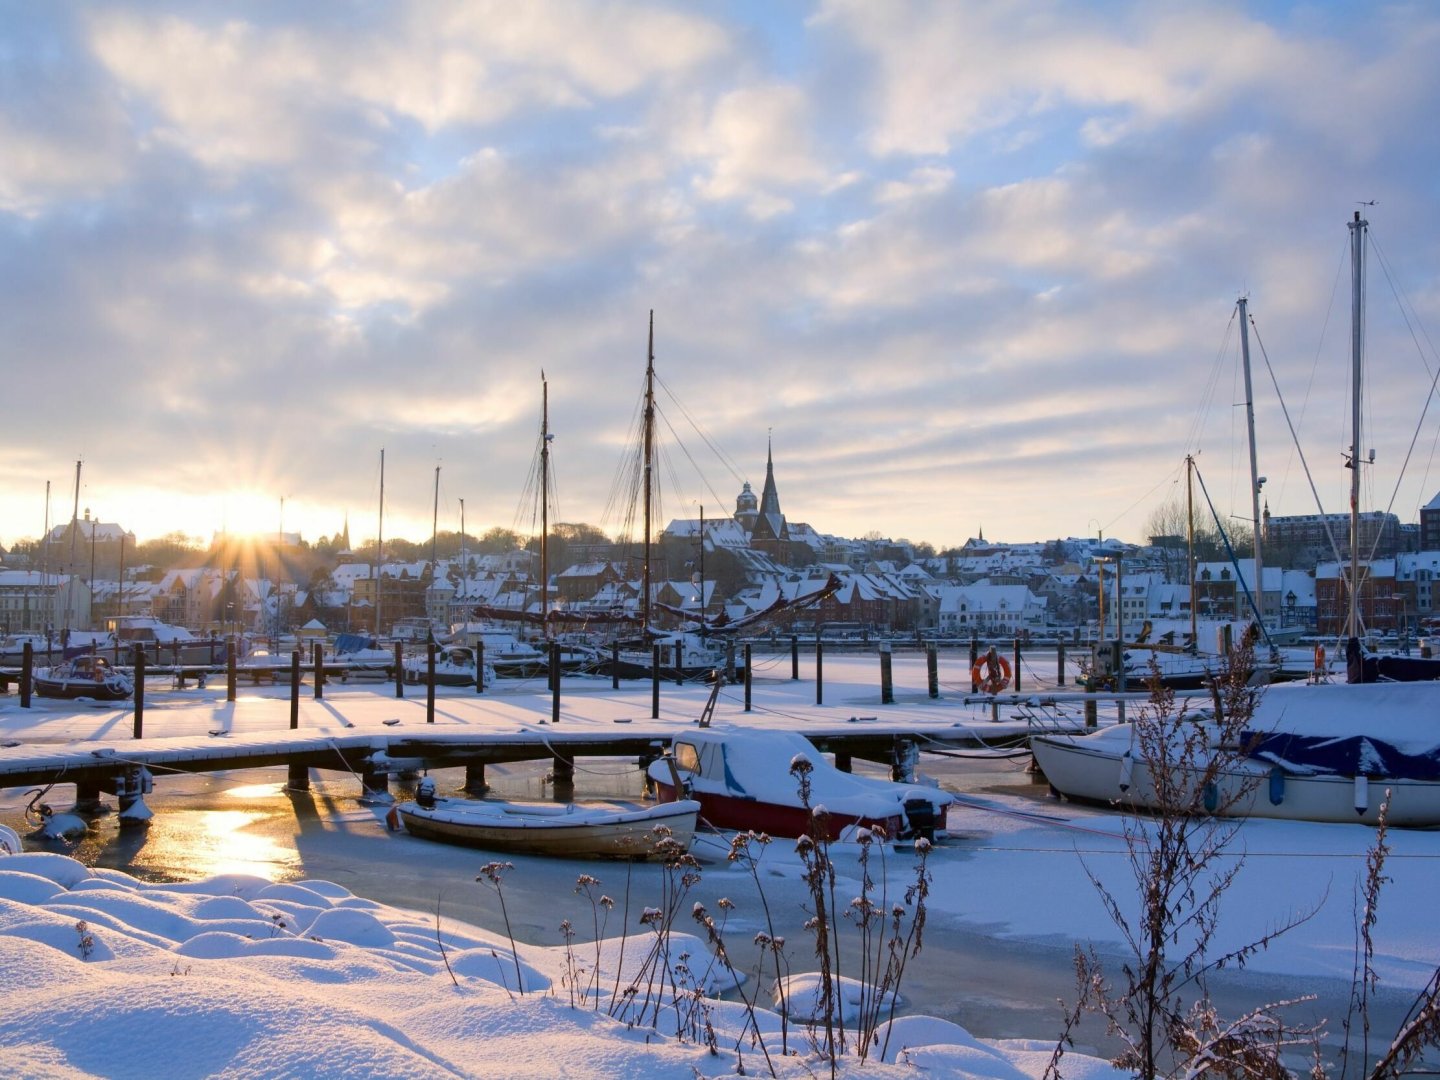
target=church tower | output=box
[750,434,788,543]
[734,481,758,533]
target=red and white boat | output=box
[647,729,951,842]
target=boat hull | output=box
[648,779,900,840]
[395,798,700,859]
[1031,732,1440,827]
[32,675,133,701]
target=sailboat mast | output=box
[1238,296,1264,627]
[65,460,80,639]
[642,311,655,631]
[430,465,440,569]
[376,448,385,638]
[1347,211,1367,640]
[1186,454,1197,646]
[540,375,550,640]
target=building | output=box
[0,571,92,637]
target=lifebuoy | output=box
[1313,644,1326,670]
[970,654,1012,694]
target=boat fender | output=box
[385,805,402,832]
[1354,775,1369,817]
[1117,751,1134,793]
[1268,765,1286,806]
[1203,781,1219,814]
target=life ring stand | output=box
[970,654,1012,694]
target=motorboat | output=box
[646,728,952,842]
[401,644,490,687]
[32,655,134,701]
[1030,680,1440,826]
[451,624,595,678]
[331,633,395,680]
[392,781,700,859]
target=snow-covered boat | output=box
[331,633,394,680]
[32,655,134,701]
[646,728,952,841]
[393,784,701,859]
[401,644,491,687]
[1030,681,1440,827]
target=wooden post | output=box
[475,640,484,694]
[1085,695,1098,729]
[287,762,309,791]
[1013,638,1022,693]
[312,642,324,700]
[879,643,894,704]
[675,641,684,686]
[132,645,145,739]
[725,640,736,682]
[611,641,620,690]
[791,635,799,680]
[1057,641,1067,686]
[551,755,575,801]
[835,750,853,773]
[426,640,436,723]
[969,638,979,692]
[550,643,561,724]
[464,763,487,795]
[743,643,752,712]
[926,646,939,699]
[651,644,661,719]
[289,650,301,730]
[226,638,237,702]
[815,640,824,705]
[20,642,31,708]
[395,641,405,699]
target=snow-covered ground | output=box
[1,655,1436,1076]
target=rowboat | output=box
[392,785,701,859]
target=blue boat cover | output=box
[1244,731,1440,781]
[333,633,379,655]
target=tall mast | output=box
[1186,455,1197,646]
[376,448,385,637]
[540,374,551,640]
[1347,211,1367,640]
[1238,296,1264,626]
[642,311,655,632]
[430,465,440,569]
[65,459,80,639]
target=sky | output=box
[4,2,1440,554]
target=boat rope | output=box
[1191,462,1276,650]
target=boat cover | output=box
[1245,732,1440,780]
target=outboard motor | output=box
[416,777,437,809]
[903,798,938,842]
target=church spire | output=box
[759,430,781,518]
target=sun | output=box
[219,490,289,543]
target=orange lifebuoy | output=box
[1313,644,1326,670]
[970,654,1012,694]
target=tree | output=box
[1143,495,1255,581]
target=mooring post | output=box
[551,755,575,801]
[287,762,310,791]
[791,635,799,680]
[289,651,301,729]
[226,638,237,702]
[475,640,484,694]
[395,641,405,700]
[360,766,389,800]
[675,642,684,686]
[969,638,979,692]
[20,642,31,708]
[835,749,853,773]
[73,782,104,814]
[550,643,561,724]
[426,640,436,722]
[132,645,146,739]
[611,641,620,689]
[815,639,824,706]
[892,738,917,783]
[879,642,894,705]
[725,640,736,683]
[926,645,939,699]
[651,644,661,719]
[464,763,487,795]
[1013,638,1022,693]
[1057,640,1067,686]
[312,642,324,700]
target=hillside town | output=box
[2,447,1437,648]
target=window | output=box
[674,742,700,774]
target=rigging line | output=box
[1100,461,1186,537]
[655,405,734,515]
[1370,232,1440,521]
[1191,462,1272,647]
[653,371,748,487]
[1250,323,1346,569]
[1183,306,1239,456]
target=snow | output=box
[3,653,1438,1075]
[0,848,1124,1079]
